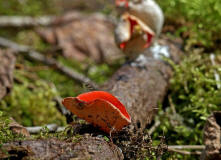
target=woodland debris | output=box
[166,145,204,155]
[25,123,66,134]
[0,49,16,100]
[0,36,98,89]
[0,16,55,27]
[148,120,160,135]
[0,136,124,160]
[168,148,202,155]
[210,53,220,89]
[200,111,221,160]
[25,124,58,134]
[8,118,30,137]
[37,11,122,64]
[168,145,205,150]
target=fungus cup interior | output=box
[62,91,131,133]
[120,13,155,50]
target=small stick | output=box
[26,124,58,134]
[168,148,202,155]
[148,120,160,135]
[166,145,205,155]
[168,95,176,114]
[168,145,205,150]
[0,16,55,27]
[26,124,66,134]
[0,14,116,28]
[210,53,221,89]
[0,37,98,89]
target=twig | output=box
[167,145,205,155]
[0,16,55,27]
[168,95,176,114]
[0,36,98,89]
[168,148,202,155]
[26,124,65,134]
[49,83,70,115]
[0,14,116,28]
[49,84,74,123]
[210,53,221,89]
[168,145,205,150]
[148,120,160,135]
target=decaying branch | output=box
[0,136,124,160]
[0,37,98,89]
[102,36,183,128]
[25,124,65,134]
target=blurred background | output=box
[0,0,221,159]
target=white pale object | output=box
[115,0,164,57]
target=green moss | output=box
[0,112,25,144]
[0,69,66,126]
[0,0,58,16]
[152,54,221,159]
[157,0,221,48]
[36,67,83,98]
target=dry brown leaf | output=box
[8,118,30,137]
[37,11,122,64]
[0,49,16,100]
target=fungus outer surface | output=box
[62,91,131,133]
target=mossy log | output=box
[0,35,183,159]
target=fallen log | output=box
[0,36,183,159]
[0,136,124,160]
[102,36,183,128]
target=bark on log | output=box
[0,136,123,160]
[200,111,221,160]
[0,36,183,159]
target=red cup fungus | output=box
[62,91,131,133]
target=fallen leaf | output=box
[37,12,123,64]
[0,49,16,100]
[9,118,30,137]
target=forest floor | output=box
[0,0,221,159]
